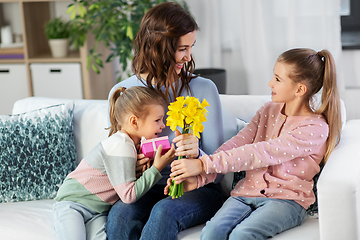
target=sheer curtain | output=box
[186,0,342,95]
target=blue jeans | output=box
[106,183,223,240]
[201,196,306,240]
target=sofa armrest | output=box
[317,119,360,240]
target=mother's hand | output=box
[172,130,199,159]
[136,153,150,178]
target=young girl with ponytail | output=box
[168,48,342,239]
[53,86,175,240]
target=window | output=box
[341,0,360,49]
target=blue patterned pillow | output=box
[0,102,77,203]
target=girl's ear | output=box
[129,115,139,130]
[296,83,307,97]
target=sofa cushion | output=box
[0,102,76,203]
[236,118,248,132]
[12,97,109,164]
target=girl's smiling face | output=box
[137,104,166,140]
[268,61,299,104]
[174,30,197,75]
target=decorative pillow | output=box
[306,162,324,216]
[236,118,248,132]
[0,102,77,203]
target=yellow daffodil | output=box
[166,96,210,198]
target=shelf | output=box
[0,47,24,54]
[28,50,81,63]
[0,59,25,63]
[0,0,113,106]
[0,47,25,61]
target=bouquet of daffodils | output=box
[166,96,209,198]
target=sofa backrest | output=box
[12,95,346,197]
[220,94,271,142]
[11,95,272,197]
[12,95,272,163]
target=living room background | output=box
[1,0,359,119]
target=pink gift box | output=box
[141,136,171,159]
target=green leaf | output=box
[78,5,87,18]
[126,24,133,40]
[88,3,99,11]
[67,4,76,20]
[122,59,128,72]
[94,56,104,68]
[106,53,116,63]
[91,63,100,74]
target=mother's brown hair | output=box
[132,2,199,104]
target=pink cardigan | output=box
[198,101,329,209]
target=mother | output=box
[106,2,224,240]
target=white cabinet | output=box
[0,0,113,102]
[30,63,83,99]
[0,64,29,115]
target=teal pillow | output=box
[0,102,77,203]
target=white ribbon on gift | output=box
[140,136,167,158]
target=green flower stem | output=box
[168,126,189,199]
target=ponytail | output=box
[108,87,127,137]
[277,48,342,163]
[315,50,341,163]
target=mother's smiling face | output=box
[174,30,197,75]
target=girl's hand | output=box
[172,130,200,159]
[164,176,198,195]
[153,144,176,172]
[170,158,203,182]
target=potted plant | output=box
[66,0,188,80]
[44,17,70,58]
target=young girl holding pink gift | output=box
[168,48,342,239]
[53,86,175,240]
[106,2,224,240]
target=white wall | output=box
[2,3,22,36]
[1,2,71,40]
[339,50,360,120]
[183,0,360,121]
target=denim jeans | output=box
[200,196,306,240]
[106,183,223,240]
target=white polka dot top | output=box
[197,101,329,209]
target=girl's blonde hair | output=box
[108,86,164,137]
[277,48,341,163]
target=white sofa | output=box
[1,94,358,240]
